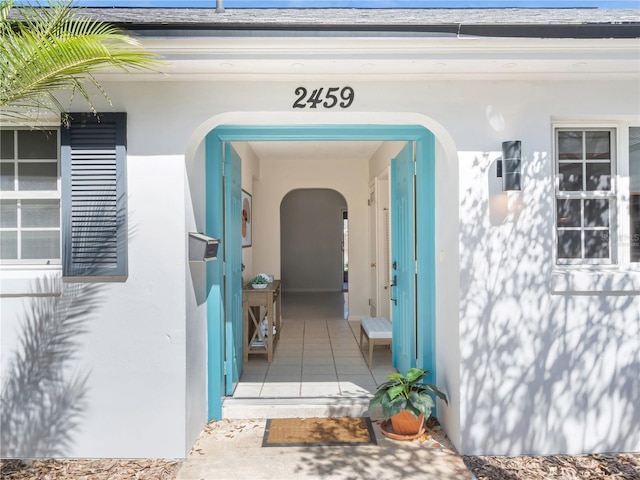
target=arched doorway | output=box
[203,124,437,421]
[280,188,347,296]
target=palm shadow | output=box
[1,277,104,458]
[0,193,133,458]
[459,153,640,455]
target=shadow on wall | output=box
[0,277,104,458]
[0,193,135,458]
[459,153,640,455]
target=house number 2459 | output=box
[292,86,355,109]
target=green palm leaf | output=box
[1,0,161,124]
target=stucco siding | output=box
[1,67,638,457]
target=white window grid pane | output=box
[0,231,18,259]
[0,129,60,193]
[630,126,640,263]
[556,197,613,262]
[17,129,59,160]
[0,200,18,227]
[0,162,15,190]
[557,130,613,193]
[0,199,61,262]
[17,161,59,191]
[0,128,61,264]
[555,128,616,265]
[21,199,60,228]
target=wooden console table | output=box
[243,280,281,363]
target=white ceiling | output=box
[246,140,385,162]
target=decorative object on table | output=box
[260,316,276,338]
[251,274,269,289]
[369,368,448,439]
[242,189,252,247]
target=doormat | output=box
[262,417,377,447]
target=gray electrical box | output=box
[189,233,220,262]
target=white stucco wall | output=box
[184,140,208,458]
[1,150,189,458]
[2,68,639,458]
[452,79,640,455]
[434,139,463,451]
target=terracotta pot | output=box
[390,410,424,435]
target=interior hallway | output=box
[232,291,396,399]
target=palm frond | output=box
[0,0,162,123]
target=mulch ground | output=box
[463,453,640,480]
[2,452,639,479]
[0,459,181,480]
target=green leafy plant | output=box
[369,368,448,420]
[0,0,161,125]
[251,274,268,285]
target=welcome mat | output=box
[262,417,377,447]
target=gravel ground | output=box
[2,452,639,479]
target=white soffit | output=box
[106,36,640,80]
[246,140,384,163]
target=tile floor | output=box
[232,291,397,399]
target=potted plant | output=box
[251,274,269,289]
[369,367,448,436]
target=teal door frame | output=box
[204,124,436,421]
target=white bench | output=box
[359,317,392,368]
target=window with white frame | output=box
[555,128,615,264]
[0,128,61,264]
[630,126,640,262]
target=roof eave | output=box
[116,21,640,39]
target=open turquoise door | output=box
[224,143,243,395]
[206,124,435,420]
[390,141,417,375]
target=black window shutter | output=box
[61,113,128,279]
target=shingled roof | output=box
[10,7,640,37]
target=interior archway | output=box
[280,188,348,296]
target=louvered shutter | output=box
[61,113,127,278]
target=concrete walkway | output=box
[179,293,470,479]
[177,417,472,480]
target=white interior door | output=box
[378,174,391,321]
[369,181,377,317]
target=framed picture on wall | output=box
[242,189,252,247]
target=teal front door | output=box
[206,124,436,421]
[224,143,243,395]
[391,141,417,375]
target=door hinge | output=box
[368,298,371,306]
[223,361,227,375]
[415,260,418,274]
